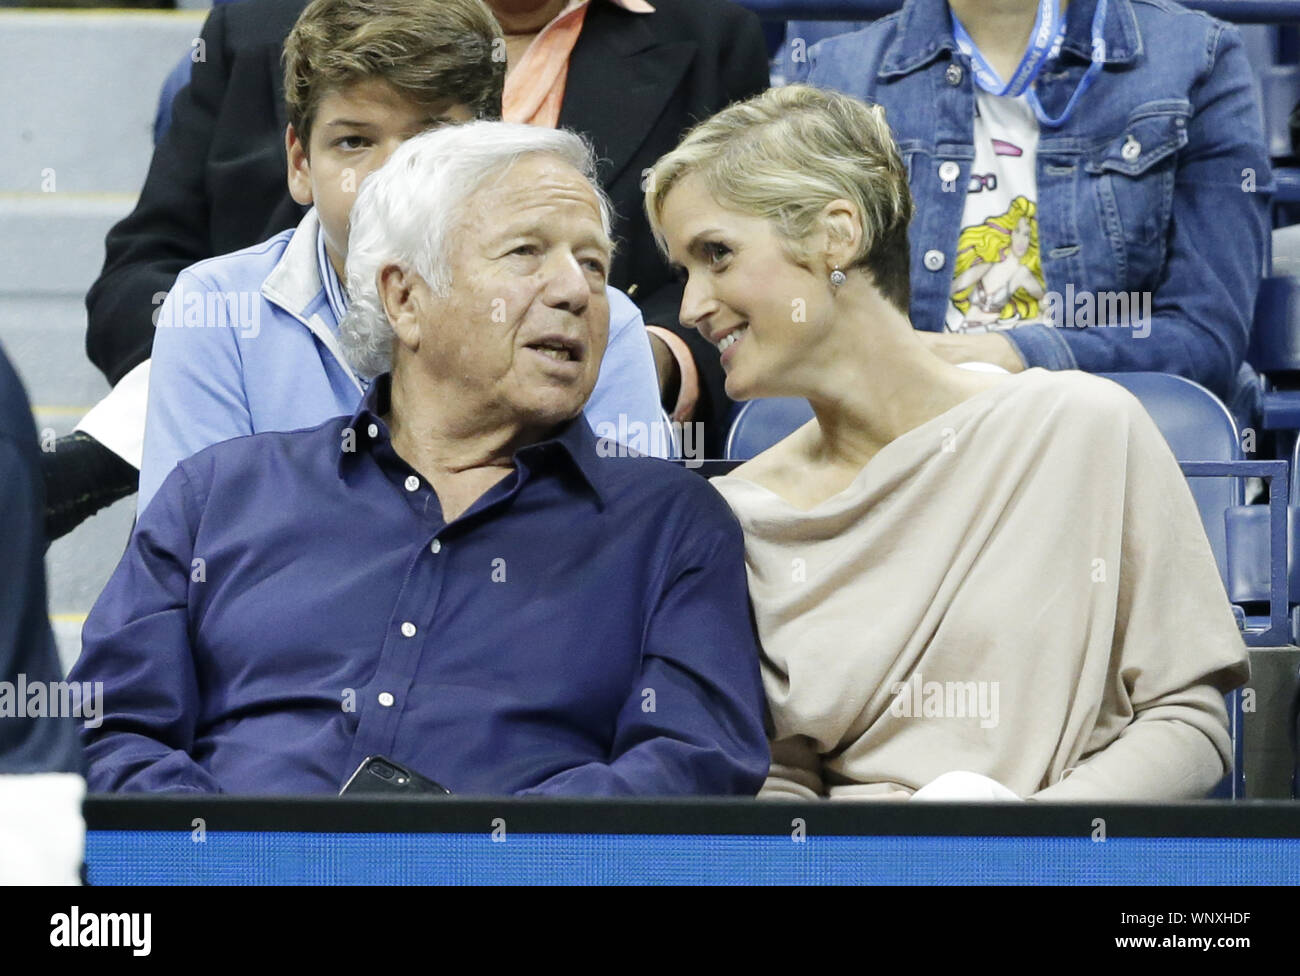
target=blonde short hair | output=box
[645,84,914,312]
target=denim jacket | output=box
[799,0,1273,402]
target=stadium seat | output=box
[1100,373,1243,588]
[725,396,815,460]
[1247,276,1300,432]
[1224,435,1300,618]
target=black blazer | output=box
[85,0,770,456]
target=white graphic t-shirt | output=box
[945,90,1047,333]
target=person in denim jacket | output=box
[795,0,1272,411]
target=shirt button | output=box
[401,621,416,637]
[404,475,419,492]
[430,538,442,554]
[923,249,946,272]
[1121,135,1141,162]
[945,63,963,86]
[938,161,960,183]
[378,692,395,707]
[367,423,379,439]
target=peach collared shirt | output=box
[502,0,655,130]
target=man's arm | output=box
[69,464,223,793]
[518,499,769,796]
[84,5,234,386]
[0,352,81,775]
[1006,23,1271,398]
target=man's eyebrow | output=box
[321,118,377,129]
[490,225,613,254]
[576,232,615,255]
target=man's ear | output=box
[286,124,314,207]
[378,264,423,354]
[819,198,863,273]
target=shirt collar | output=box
[1055,0,1140,65]
[880,0,1140,78]
[316,223,349,325]
[340,373,608,508]
[261,208,331,318]
[536,0,653,27]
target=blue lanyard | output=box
[951,0,1108,129]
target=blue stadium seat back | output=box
[153,52,194,145]
[1098,373,1243,586]
[1207,688,1246,799]
[1225,504,1300,606]
[1248,276,1300,375]
[1258,62,1300,160]
[1225,397,1300,610]
[725,397,815,460]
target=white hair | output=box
[339,121,613,379]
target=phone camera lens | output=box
[372,761,395,779]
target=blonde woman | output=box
[645,85,1248,802]
[950,196,1044,329]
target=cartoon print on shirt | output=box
[949,195,1045,330]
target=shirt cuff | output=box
[1004,324,1077,372]
[74,359,150,470]
[645,326,700,423]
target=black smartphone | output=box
[339,755,452,796]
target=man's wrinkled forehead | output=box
[476,157,613,252]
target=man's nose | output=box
[542,252,591,314]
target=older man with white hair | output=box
[70,123,769,796]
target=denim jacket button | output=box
[946,63,963,86]
[923,249,946,271]
[938,161,960,183]
[1121,135,1141,161]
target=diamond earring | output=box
[830,268,847,288]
